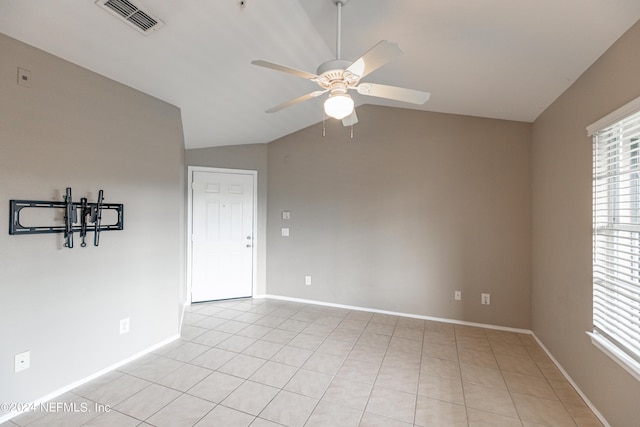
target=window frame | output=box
[587,96,640,383]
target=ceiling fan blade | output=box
[342,110,358,127]
[251,60,318,80]
[265,90,327,113]
[345,40,403,79]
[356,83,430,105]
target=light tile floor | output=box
[2,298,603,427]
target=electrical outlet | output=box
[281,228,289,237]
[454,290,462,301]
[15,351,30,373]
[481,293,491,305]
[305,275,312,286]
[120,317,130,334]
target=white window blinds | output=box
[592,105,640,366]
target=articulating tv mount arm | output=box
[9,187,123,248]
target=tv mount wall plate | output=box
[9,187,124,248]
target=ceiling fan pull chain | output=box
[322,113,326,137]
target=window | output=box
[588,97,640,380]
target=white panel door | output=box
[192,171,254,302]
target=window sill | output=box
[586,331,640,382]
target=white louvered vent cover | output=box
[96,0,164,34]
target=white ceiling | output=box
[1,1,639,149]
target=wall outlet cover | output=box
[15,351,30,373]
[17,67,31,88]
[481,293,491,305]
[120,317,130,334]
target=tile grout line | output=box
[4,299,602,427]
[452,325,470,427]
[485,330,523,426]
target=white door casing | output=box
[189,168,256,302]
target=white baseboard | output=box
[531,334,610,427]
[263,294,531,334]
[0,334,180,425]
[179,300,190,331]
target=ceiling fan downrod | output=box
[335,0,348,60]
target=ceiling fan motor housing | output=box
[316,59,360,92]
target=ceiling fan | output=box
[251,0,430,125]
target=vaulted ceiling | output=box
[2,1,640,149]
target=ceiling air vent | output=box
[96,0,164,35]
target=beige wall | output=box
[531,20,640,426]
[0,33,185,410]
[185,144,268,295]
[8,10,637,424]
[266,106,532,329]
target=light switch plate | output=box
[281,228,289,237]
[282,211,291,220]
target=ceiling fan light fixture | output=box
[324,93,354,120]
[252,0,429,124]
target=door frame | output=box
[187,166,258,304]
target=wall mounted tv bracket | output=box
[9,187,124,248]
